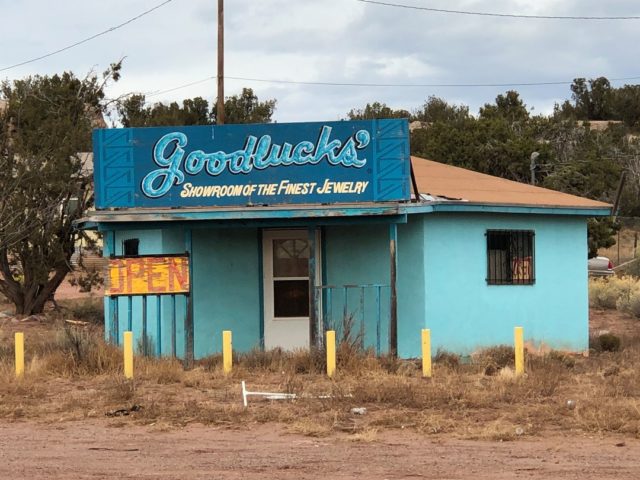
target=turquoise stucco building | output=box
[79,120,611,359]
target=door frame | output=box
[262,228,321,350]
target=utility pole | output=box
[216,0,225,125]
[530,151,539,186]
[612,169,627,219]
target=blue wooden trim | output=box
[77,202,609,233]
[156,295,162,357]
[110,296,118,345]
[104,230,115,256]
[257,229,264,349]
[171,294,177,357]
[405,203,611,216]
[127,296,133,331]
[389,223,398,355]
[308,226,318,347]
[83,214,409,232]
[82,204,408,223]
[320,226,327,331]
[184,229,194,365]
[142,295,148,355]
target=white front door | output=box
[263,230,319,350]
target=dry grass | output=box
[2,309,640,440]
[589,275,640,317]
[600,224,640,266]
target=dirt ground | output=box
[1,286,640,479]
[590,307,639,338]
[0,422,638,480]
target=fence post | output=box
[326,330,336,378]
[421,329,432,378]
[514,326,524,376]
[223,330,233,374]
[15,332,24,378]
[123,331,134,379]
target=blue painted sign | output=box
[93,119,410,209]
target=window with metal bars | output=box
[486,230,535,285]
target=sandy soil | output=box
[1,296,639,478]
[54,275,103,301]
[590,308,639,338]
[0,422,638,480]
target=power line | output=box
[356,0,640,20]
[227,75,618,88]
[0,0,176,73]
[146,76,216,97]
[143,73,640,98]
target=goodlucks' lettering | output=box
[141,126,371,198]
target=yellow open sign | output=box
[106,256,190,296]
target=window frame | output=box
[485,229,535,286]
[122,238,140,257]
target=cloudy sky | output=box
[1,0,639,122]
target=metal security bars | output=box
[314,284,390,356]
[486,230,535,285]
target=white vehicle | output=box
[588,256,614,277]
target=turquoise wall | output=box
[107,229,170,354]
[423,213,589,354]
[102,211,589,359]
[323,218,425,357]
[105,227,260,358]
[191,228,261,357]
[323,224,390,352]
[397,218,427,357]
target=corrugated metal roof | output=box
[412,156,611,209]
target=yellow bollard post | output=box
[421,329,432,378]
[123,331,134,379]
[514,326,524,376]
[223,330,233,374]
[15,332,24,378]
[326,330,336,378]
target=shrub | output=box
[67,298,104,325]
[589,276,640,316]
[42,326,120,375]
[589,277,625,309]
[434,349,460,370]
[544,350,576,369]
[615,279,640,317]
[473,345,514,370]
[598,333,622,352]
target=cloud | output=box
[1,0,639,122]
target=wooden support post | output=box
[326,330,336,378]
[223,330,233,374]
[410,162,420,202]
[421,329,432,378]
[15,332,24,378]
[105,231,118,345]
[142,295,148,356]
[216,0,225,124]
[308,227,318,347]
[389,224,398,356]
[123,331,134,379]
[184,230,194,368]
[514,326,524,376]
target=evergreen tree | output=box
[0,64,121,314]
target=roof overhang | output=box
[75,202,411,230]
[76,199,611,231]
[405,201,612,217]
